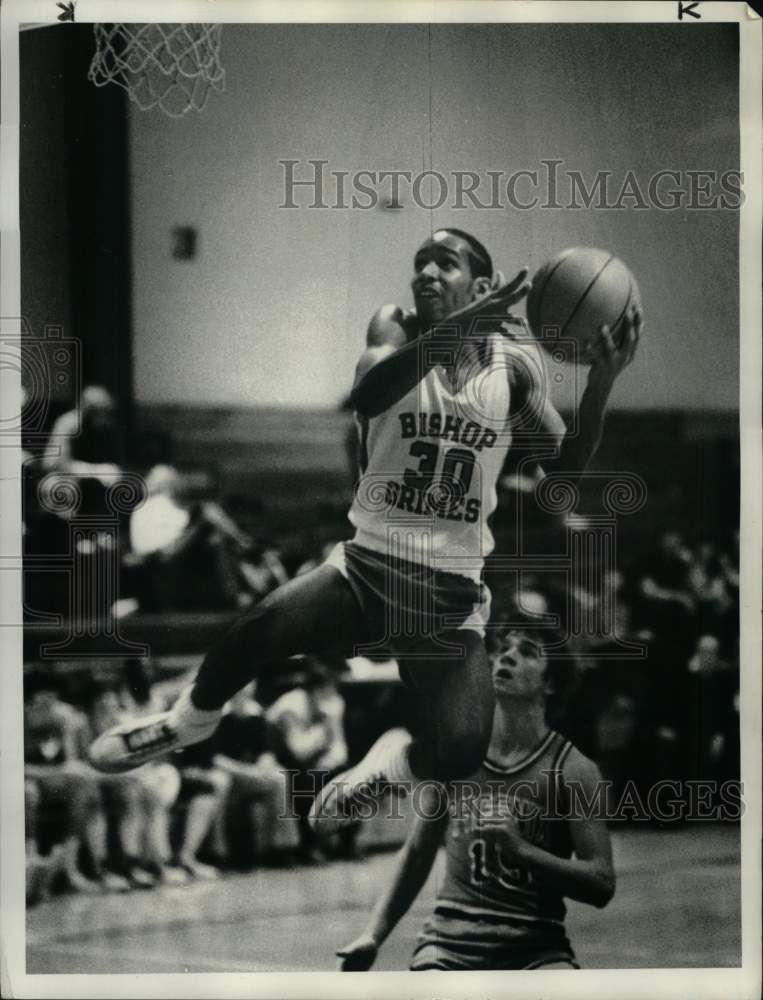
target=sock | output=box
[383,742,417,787]
[358,728,417,788]
[169,686,222,745]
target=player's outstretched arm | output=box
[487,751,615,908]
[336,790,447,971]
[553,304,642,482]
[351,270,530,418]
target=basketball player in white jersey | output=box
[90,230,640,831]
[336,624,615,971]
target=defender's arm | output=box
[336,788,447,970]
[488,751,615,908]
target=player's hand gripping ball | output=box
[526,247,641,365]
[585,302,642,392]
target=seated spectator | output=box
[637,531,697,623]
[684,634,739,783]
[172,732,231,879]
[635,531,699,715]
[212,683,298,867]
[268,658,357,863]
[86,682,186,887]
[24,675,128,893]
[25,779,67,906]
[126,465,269,612]
[27,388,126,619]
[118,660,191,883]
[120,661,229,878]
[42,385,122,479]
[688,543,738,648]
[239,542,290,598]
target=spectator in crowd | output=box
[26,387,125,619]
[268,658,357,863]
[683,634,739,783]
[687,541,738,652]
[172,733,231,880]
[116,660,230,879]
[25,392,116,608]
[119,661,192,883]
[24,675,129,893]
[125,465,250,612]
[635,530,699,742]
[86,683,186,887]
[87,684,155,887]
[25,779,67,906]
[636,530,697,628]
[42,385,122,478]
[237,542,290,599]
[211,683,298,867]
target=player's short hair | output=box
[486,621,581,723]
[434,228,494,281]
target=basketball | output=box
[525,247,640,363]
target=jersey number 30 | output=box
[404,442,476,498]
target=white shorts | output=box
[325,540,491,642]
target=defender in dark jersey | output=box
[337,626,615,971]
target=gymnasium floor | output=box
[27,824,740,973]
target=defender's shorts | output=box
[325,541,491,654]
[410,906,579,971]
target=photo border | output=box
[1,2,760,998]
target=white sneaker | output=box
[177,859,221,881]
[309,728,412,837]
[158,865,191,886]
[89,686,220,774]
[100,871,133,893]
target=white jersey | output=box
[349,332,514,583]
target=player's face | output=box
[411,232,477,324]
[490,632,548,701]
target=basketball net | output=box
[88,24,225,117]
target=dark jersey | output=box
[438,729,574,925]
[411,730,578,971]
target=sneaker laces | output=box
[121,719,176,754]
